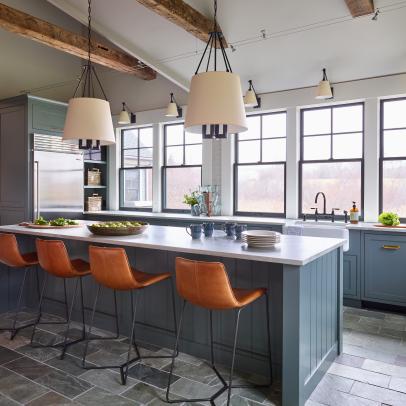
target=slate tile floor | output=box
[0,307,404,405]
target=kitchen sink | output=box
[294,220,348,227]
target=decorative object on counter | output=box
[203,222,215,237]
[223,222,237,237]
[62,0,115,150]
[184,0,247,140]
[186,224,203,239]
[87,168,101,186]
[242,230,281,248]
[198,185,221,216]
[87,221,148,236]
[244,80,261,108]
[86,194,103,212]
[315,68,334,100]
[183,191,201,216]
[235,224,248,240]
[350,201,360,224]
[118,102,136,125]
[377,212,401,227]
[20,217,81,229]
[165,93,182,118]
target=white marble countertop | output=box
[0,223,345,266]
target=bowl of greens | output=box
[378,212,400,227]
[87,221,149,236]
[27,217,80,228]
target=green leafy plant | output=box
[378,212,400,226]
[183,191,199,206]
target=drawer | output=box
[364,233,406,305]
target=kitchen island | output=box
[0,223,345,406]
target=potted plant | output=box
[183,191,201,216]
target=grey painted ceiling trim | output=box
[46,0,190,91]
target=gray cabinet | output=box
[363,233,406,306]
[343,230,361,300]
[31,100,67,134]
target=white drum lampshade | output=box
[63,97,115,145]
[185,71,247,135]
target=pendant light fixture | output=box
[244,80,261,108]
[184,0,247,139]
[315,68,334,100]
[165,93,182,118]
[118,102,136,125]
[63,0,115,149]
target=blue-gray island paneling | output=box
[0,224,344,406]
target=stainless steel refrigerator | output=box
[33,134,84,219]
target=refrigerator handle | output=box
[34,160,39,220]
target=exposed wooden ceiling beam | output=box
[0,2,157,80]
[345,0,375,17]
[136,0,228,48]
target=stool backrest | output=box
[175,257,240,309]
[36,239,76,278]
[0,233,28,268]
[89,245,139,290]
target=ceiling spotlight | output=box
[165,93,182,118]
[118,102,136,125]
[244,80,261,109]
[372,9,380,21]
[230,45,237,52]
[315,68,334,100]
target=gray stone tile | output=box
[323,390,379,406]
[328,362,390,387]
[46,353,91,377]
[34,369,92,399]
[335,353,365,368]
[79,368,137,395]
[162,359,216,384]
[382,318,406,331]
[395,354,406,367]
[389,376,406,394]
[92,340,129,356]
[127,363,178,390]
[121,381,166,404]
[305,401,325,406]
[344,308,385,320]
[0,332,29,350]
[0,366,48,404]
[75,387,137,406]
[169,377,219,401]
[343,343,397,364]
[0,393,20,406]
[84,349,128,368]
[0,347,22,365]
[221,394,264,405]
[65,341,99,358]
[310,373,353,404]
[4,355,54,380]
[16,344,60,362]
[27,391,78,405]
[138,349,173,370]
[362,359,406,378]
[380,328,406,340]
[351,381,406,406]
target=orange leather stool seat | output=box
[83,245,177,385]
[32,239,90,359]
[166,257,272,406]
[0,233,40,339]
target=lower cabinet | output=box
[343,254,358,299]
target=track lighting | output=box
[165,93,182,118]
[244,80,261,108]
[315,68,334,100]
[118,102,136,125]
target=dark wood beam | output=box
[136,0,228,48]
[345,0,375,17]
[0,2,157,80]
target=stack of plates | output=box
[241,230,281,248]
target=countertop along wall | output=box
[112,73,406,222]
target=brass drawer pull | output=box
[382,245,401,250]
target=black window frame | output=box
[233,111,287,217]
[162,123,202,213]
[119,126,154,211]
[379,97,406,220]
[299,102,365,219]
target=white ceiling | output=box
[47,0,406,96]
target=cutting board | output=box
[373,224,406,229]
[19,223,82,229]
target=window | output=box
[300,103,364,216]
[163,123,202,211]
[380,98,406,218]
[120,127,153,210]
[234,113,287,215]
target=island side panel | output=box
[282,248,341,406]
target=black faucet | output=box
[315,192,327,215]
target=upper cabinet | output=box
[30,98,67,134]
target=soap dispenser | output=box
[350,201,360,224]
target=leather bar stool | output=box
[83,245,178,385]
[32,239,91,359]
[166,257,272,406]
[0,233,41,339]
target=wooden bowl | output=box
[87,222,149,236]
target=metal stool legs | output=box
[166,294,273,405]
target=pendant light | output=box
[315,68,334,100]
[63,0,115,149]
[165,93,182,118]
[118,102,136,125]
[244,80,261,108]
[184,0,247,139]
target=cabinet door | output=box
[364,234,406,305]
[31,101,67,133]
[343,254,358,299]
